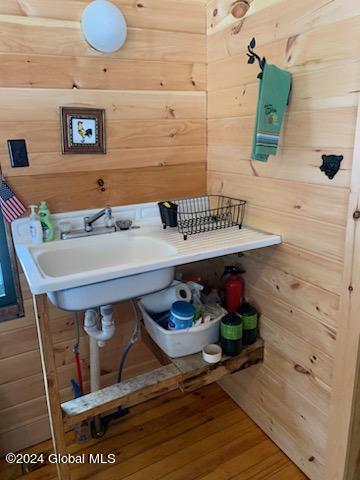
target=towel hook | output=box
[247,37,266,79]
[320,154,343,180]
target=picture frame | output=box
[60,107,106,154]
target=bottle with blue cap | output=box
[168,301,195,330]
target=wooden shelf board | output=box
[61,327,264,427]
[62,364,181,428]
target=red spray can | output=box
[223,266,245,313]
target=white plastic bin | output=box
[138,301,226,358]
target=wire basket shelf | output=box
[160,195,246,240]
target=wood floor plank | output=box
[265,463,309,480]
[0,384,307,480]
[70,399,241,479]
[146,424,265,480]
[198,440,279,480]
[111,416,256,480]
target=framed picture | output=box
[60,107,106,154]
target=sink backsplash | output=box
[12,202,160,245]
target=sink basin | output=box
[38,235,177,311]
[36,236,176,277]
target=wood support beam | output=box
[62,329,263,428]
[177,341,264,392]
[33,295,70,480]
[62,364,182,428]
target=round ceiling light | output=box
[81,0,127,53]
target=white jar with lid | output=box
[168,301,195,330]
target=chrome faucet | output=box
[84,206,114,232]
[60,207,138,240]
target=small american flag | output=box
[0,179,26,222]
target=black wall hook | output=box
[247,37,266,79]
[320,154,343,180]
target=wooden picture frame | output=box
[60,107,106,154]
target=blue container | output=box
[168,301,195,330]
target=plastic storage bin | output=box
[138,301,226,358]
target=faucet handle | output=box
[84,216,92,232]
[104,207,115,228]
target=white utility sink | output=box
[35,236,176,277]
[12,202,282,312]
[35,236,177,310]
[47,266,175,311]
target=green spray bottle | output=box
[39,201,56,242]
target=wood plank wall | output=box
[206,1,359,479]
[0,0,207,453]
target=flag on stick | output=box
[0,179,26,222]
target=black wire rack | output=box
[161,195,246,240]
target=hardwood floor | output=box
[1,384,307,480]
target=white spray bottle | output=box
[29,205,43,244]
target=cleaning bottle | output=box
[206,288,222,306]
[39,201,56,242]
[223,266,245,313]
[187,281,204,322]
[29,205,43,244]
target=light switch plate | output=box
[7,139,29,168]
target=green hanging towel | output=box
[251,63,292,162]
